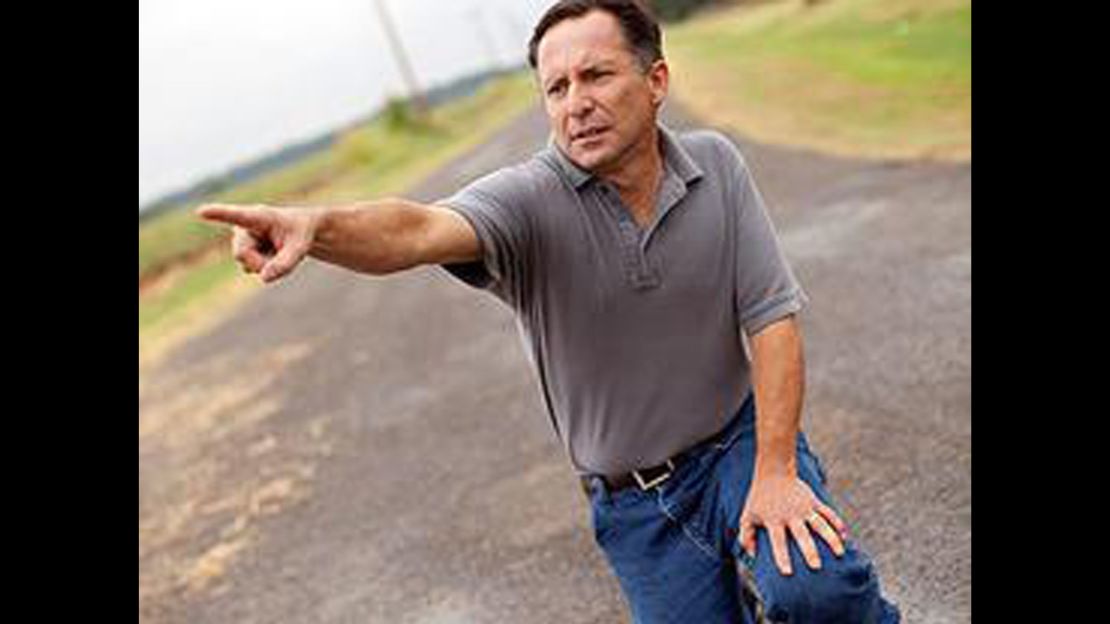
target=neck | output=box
[597,124,664,200]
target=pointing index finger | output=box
[196,204,269,230]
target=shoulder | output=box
[453,154,563,210]
[679,127,750,163]
[673,128,758,207]
[676,128,752,174]
[668,128,768,223]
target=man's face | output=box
[535,10,668,175]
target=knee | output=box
[757,552,882,623]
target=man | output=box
[198,1,900,621]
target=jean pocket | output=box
[589,498,614,548]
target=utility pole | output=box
[466,7,503,71]
[372,0,428,113]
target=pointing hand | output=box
[196,203,321,283]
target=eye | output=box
[546,81,567,98]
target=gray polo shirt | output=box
[437,124,807,477]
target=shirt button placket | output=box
[602,185,659,291]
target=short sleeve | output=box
[715,136,809,335]
[435,167,536,310]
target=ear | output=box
[647,59,670,107]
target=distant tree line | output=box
[649,0,804,22]
[649,0,723,22]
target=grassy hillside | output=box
[140,71,538,366]
[665,0,971,161]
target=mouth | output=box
[571,126,610,142]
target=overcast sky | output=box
[139,0,553,208]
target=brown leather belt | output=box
[580,421,733,496]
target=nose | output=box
[567,82,595,119]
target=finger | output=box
[738,514,757,557]
[197,204,270,231]
[768,523,792,576]
[259,237,308,283]
[232,229,269,274]
[807,512,845,558]
[815,501,850,540]
[237,248,268,274]
[789,519,823,571]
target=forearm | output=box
[306,198,431,275]
[749,316,806,478]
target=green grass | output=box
[665,0,970,160]
[139,209,228,279]
[139,253,243,333]
[139,70,539,357]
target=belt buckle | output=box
[632,459,675,491]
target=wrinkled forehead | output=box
[535,11,635,81]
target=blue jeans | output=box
[583,394,901,623]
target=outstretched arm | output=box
[196,199,480,283]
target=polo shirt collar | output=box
[659,124,705,187]
[547,122,704,191]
